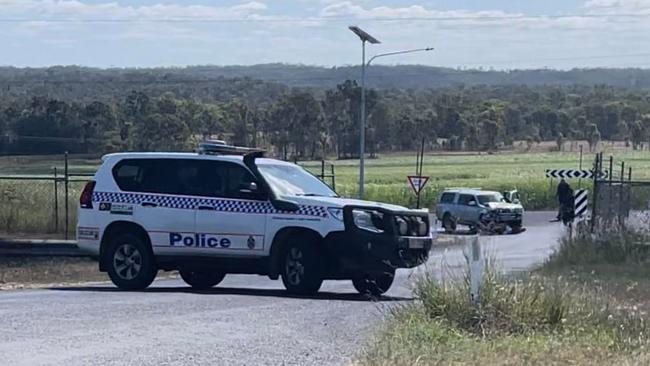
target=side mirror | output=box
[239,181,258,194]
[468,200,477,206]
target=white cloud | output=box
[584,0,650,13]
[0,0,269,20]
[1,0,650,69]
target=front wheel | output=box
[442,214,456,234]
[105,233,157,290]
[281,240,324,295]
[352,270,395,296]
[180,269,226,290]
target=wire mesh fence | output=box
[591,153,650,234]
[0,153,94,239]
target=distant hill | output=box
[180,64,650,89]
[2,64,650,90]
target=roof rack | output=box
[198,140,265,156]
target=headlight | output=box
[352,209,385,233]
[395,216,409,235]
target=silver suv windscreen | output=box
[478,194,504,205]
[258,164,337,197]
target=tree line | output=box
[2,76,650,158]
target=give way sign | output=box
[408,176,430,195]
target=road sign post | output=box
[469,235,482,306]
[408,175,430,209]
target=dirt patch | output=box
[0,257,106,290]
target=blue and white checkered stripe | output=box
[93,192,328,218]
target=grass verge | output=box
[359,230,650,365]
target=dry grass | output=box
[359,230,650,366]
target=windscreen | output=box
[258,164,337,197]
[478,194,504,205]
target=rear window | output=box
[440,192,455,203]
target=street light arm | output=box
[367,47,434,66]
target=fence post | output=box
[321,160,325,181]
[331,163,336,190]
[54,167,59,233]
[469,235,482,306]
[64,151,69,240]
[627,166,632,219]
[578,145,583,189]
[591,154,599,232]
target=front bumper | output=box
[486,212,523,224]
[323,206,433,275]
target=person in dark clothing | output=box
[555,178,572,221]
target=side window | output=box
[112,159,261,199]
[166,161,204,196]
[113,159,165,193]
[113,159,204,196]
[113,161,145,192]
[199,161,260,199]
[440,192,455,204]
[226,164,257,199]
[458,194,475,206]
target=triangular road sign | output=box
[408,176,430,195]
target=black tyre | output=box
[510,221,523,234]
[105,232,157,290]
[352,270,395,296]
[179,269,226,290]
[442,214,456,234]
[281,239,324,295]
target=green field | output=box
[306,150,650,210]
[1,150,648,236]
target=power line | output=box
[1,13,650,23]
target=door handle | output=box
[198,206,215,211]
[141,202,158,208]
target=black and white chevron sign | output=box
[545,169,607,179]
[574,189,589,217]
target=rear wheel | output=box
[352,270,395,296]
[281,239,323,295]
[442,214,456,234]
[180,269,226,290]
[105,233,157,290]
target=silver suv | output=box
[435,189,524,234]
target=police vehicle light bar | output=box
[198,140,265,156]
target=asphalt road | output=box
[0,212,564,366]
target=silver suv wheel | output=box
[113,243,142,280]
[285,247,305,286]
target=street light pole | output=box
[349,26,433,199]
[360,39,367,199]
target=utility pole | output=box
[349,26,433,199]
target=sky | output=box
[1,0,650,69]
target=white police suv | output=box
[77,142,433,295]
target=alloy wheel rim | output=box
[113,244,142,280]
[285,247,304,286]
